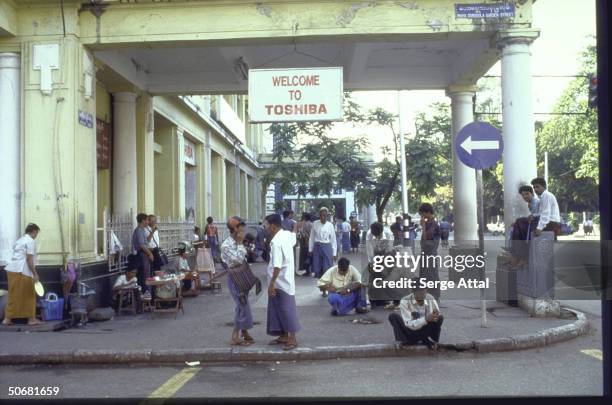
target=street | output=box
[0,329,602,400]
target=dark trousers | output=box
[298,240,310,272]
[543,221,561,241]
[136,252,152,293]
[388,313,443,346]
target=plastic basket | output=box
[42,293,65,321]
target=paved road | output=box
[0,321,603,400]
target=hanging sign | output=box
[248,67,344,123]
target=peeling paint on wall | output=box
[396,2,418,10]
[426,19,444,31]
[255,2,272,18]
[336,2,378,27]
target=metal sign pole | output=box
[475,169,487,327]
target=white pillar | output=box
[0,53,21,265]
[367,205,377,225]
[498,31,540,229]
[447,86,478,244]
[203,132,213,218]
[112,92,138,223]
[177,129,186,220]
[345,191,355,219]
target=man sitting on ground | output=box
[388,278,443,350]
[317,257,368,315]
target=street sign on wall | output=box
[248,67,343,123]
[454,122,503,170]
[455,3,515,19]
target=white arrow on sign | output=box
[460,136,500,155]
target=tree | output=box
[261,93,401,223]
[536,41,599,213]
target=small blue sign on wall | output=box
[78,110,94,129]
[455,3,515,19]
[454,122,503,170]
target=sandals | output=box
[230,339,250,346]
[282,342,298,351]
[268,338,288,345]
[27,320,43,326]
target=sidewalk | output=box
[0,252,590,364]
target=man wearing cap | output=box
[308,207,337,279]
[265,213,300,350]
[388,278,444,350]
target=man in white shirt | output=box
[308,207,337,279]
[146,214,162,272]
[265,213,300,351]
[388,278,443,350]
[531,177,562,239]
[365,221,401,308]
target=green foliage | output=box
[261,93,400,222]
[407,103,452,200]
[536,41,599,213]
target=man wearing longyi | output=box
[265,214,301,351]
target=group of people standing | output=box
[220,214,300,350]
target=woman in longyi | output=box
[2,223,43,326]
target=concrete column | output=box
[177,130,186,220]
[498,30,540,229]
[136,94,155,214]
[112,92,138,223]
[203,132,212,218]
[220,158,227,219]
[234,155,241,216]
[241,171,249,220]
[0,53,21,265]
[447,85,478,244]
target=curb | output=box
[0,309,590,365]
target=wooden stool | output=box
[115,289,137,315]
[141,295,153,313]
[211,281,222,294]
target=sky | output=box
[321,0,597,162]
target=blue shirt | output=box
[132,226,147,254]
[528,196,540,216]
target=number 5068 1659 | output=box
[8,386,60,396]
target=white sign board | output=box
[248,67,343,123]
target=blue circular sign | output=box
[454,122,503,170]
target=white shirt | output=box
[365,228,394,263]
[308,220,337,255]
[113,274,139,290]
[145,226,160,249]
[535,190,561,231]
[399,293,440,331]
[268,229,297,296]
[5,234,36,278]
